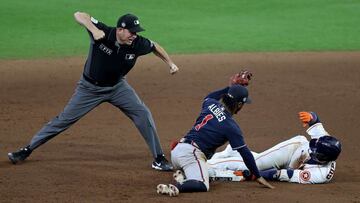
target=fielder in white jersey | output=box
[207,111,341,184]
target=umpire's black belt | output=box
[83,74,119,87]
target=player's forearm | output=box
[260,168,294,181]
[237,146,261,178]
[153,43,175,67]
[74,12,101,34]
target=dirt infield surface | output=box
[1,52,360,202]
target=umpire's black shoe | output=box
[152,155,173,171]
[8,146,32,164]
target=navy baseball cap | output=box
[227,85,252,104]
[117,13,145,33]
[309,136,341,162]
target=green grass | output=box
[0,0,359,59]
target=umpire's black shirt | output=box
[83,17,154,86]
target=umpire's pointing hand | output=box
[170,64,179,75]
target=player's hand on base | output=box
[256,177,275,189]
[170,64,179,75]
[92,30,105,40]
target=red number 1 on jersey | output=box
[195,114,214,131]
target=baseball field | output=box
[1,0,360,202]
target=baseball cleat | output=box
[152,155,173,171]
[8,146,32,164]
[156,184,179,197]
[173,170,185,184]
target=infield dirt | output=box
[0,52,359,202]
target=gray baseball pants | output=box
[28,76,164,158]
[171,143,210,190]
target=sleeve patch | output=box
[90,17,98,24]
[300,170,311,181]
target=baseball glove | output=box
[229,70,253,86]
[298,111,319,127]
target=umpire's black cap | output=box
[117,14,145,33]
[227,85,252,104]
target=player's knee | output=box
[176,180,208,192]
[131,108,153,125]
[134,106,152,118]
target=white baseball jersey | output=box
[207,123,336,184]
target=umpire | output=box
[8,11,178,171]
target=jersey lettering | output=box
[99,44,113,55]
[326,162,335,180]
[208,104,226,122]
[195,114,214,131]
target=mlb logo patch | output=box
[125,54,135,60]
